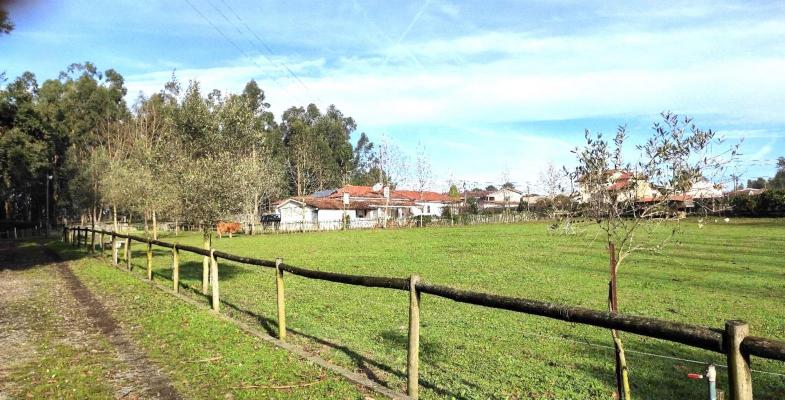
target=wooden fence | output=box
[64,226,785,400]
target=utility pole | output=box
[731,174,739,192]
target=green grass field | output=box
[112,218,785,399]
[4,242,369,399]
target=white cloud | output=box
[125,19,785,128]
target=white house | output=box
[685,178,723,199]
[275,185,418,230]
[479,187,523,209]
[578,170,656,204]
[393,190,455,216]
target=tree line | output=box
[0,62,391,236]
[744,157,785,190]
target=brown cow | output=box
[216,221,241,238]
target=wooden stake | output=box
[202,234,210,295]
[210,250,220,312]
[725,320,753,400]
[125,238,132,270]
[100,231,105,253]
[90,228,95,253]
[408,274,421,399]
[112,233,118,266]
[172,245,179,293]
[146,241,153,280]
[275,257,286,341]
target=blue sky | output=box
[3,0,784,191]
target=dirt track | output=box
[0,241,181,399]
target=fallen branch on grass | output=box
[181,356,222,363]
[230,375,327,390]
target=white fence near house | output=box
[103,211,541,237]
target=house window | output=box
[488,196,495,201]
[357,209,366,218]
[426,205,431,213]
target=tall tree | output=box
[351,132,379,186]
[415,142,433,197]
[0,7,12,35]
[768,156,785,190]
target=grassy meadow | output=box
[108,218,785,399]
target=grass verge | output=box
[50,241,369,400]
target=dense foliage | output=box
[0,63,382,231]
[729,190,785,216]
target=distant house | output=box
[726,188,766,197]
[685,178,724,200]
[479,187,524,209]
[393,190,454,216]
[274,184,454,229]
[578,170,656,204]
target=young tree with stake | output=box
[564,112,738,400]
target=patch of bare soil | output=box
[0,242,181,400]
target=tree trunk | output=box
[112,204,118,232]
[143,210,149,235]
[174,217,179,236]
[152,209,158,240]
[609,243,631,400]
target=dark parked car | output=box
[260,214,281,224]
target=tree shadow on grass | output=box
[1,240,89,271]
[216,297,482,399]
[559,331,766,399]
[126,255,252,283]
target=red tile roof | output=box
[279,196,415,210]
[393,190,453,202]
[329,185,384,198]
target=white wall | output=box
[416,201,447,216]
[278,202,316,224]
[317,209,357,221]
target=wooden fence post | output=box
[275,257,286,341]
[90,228,95,253]
[125,237,131,270]
[725,320,753,400]
[172,245,179,293]
[146,240,153,280]
[210,250,220,312]
[112,233,118,266]
[408,274,421,399]
[202,235,210,295]
[100,231,105,253]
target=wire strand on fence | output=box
[518,330,785,378]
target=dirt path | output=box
[0,242,181,399]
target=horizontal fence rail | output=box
[65,226,785,400]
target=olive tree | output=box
[564,112,738,399]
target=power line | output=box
[215,0,320,103]
[182,0,310,106]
